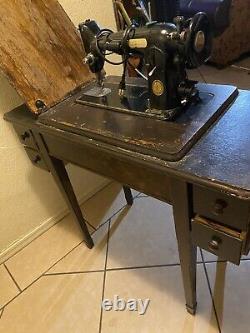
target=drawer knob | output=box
[213,199,227,215]
[21,131,30,141]
[208,238,220,251]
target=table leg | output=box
[33,133,94,249]
[171,178,197,314]
[123,186,134,205]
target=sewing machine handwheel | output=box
[185,12,212,69]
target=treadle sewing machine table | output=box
[5,77,250,314]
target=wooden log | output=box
[0,0,94,113]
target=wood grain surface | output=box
[0,0,94,113]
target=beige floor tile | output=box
[0,265,19,308]
[199,63,250,89]
[201,250,224,263]
[4,183,137,291]
[107,196,180,269]
[0,272,103,333]
[102,265,219,333]
[201,249,250,263]
[81,182,138,229]
[5,215,92,290]
[47,224,108,274]
[206,261,250,333]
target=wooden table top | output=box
[38,77,238,162]
[5,82,250,197]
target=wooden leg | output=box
[123,186,133,206]
[171,178,197,315]
[33,133,94,249]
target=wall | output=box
[59,0,122,76]
[0,0,120,262]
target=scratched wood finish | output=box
[0,0,93,113]
[39,77,238,161]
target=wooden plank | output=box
[0,0,94,113]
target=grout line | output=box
[43,240,86,275]
[240,258,250,262]
[3,263,22,293]
[98,220,111,333]
[199,259,227,264]
[200,249,222,333]
[41,223,100,276]
[106,262,181,272]
[43,262,208,277]
[45,269,104,277]
[42,215,103,275]
[0,236,95,311]
[0,274,43,312]
[40,225,97,276]
[0,308,4,319]
[85,220,98,231]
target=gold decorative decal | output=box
[152,80,164,96]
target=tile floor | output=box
[0,59,250,332]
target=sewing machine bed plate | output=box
[38,76,238,161]
[77,80,194,121]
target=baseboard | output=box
[0,179,112,264]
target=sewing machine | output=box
[78,13,212,120]
[75,12,237,161]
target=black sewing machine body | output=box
[79,13,212,120]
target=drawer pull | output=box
[213,199,227,215]
[208,238,220,251]
[192,216,243,265]
[21,131,30,141]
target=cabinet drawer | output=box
[193,185,250,230]
[192,216,244,265]
[24,147,49,171]
[13,124,38,150]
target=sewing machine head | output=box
[78,12,212,120]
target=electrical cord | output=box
[95,25,139,96]
[95,30,126,65]
[95,25,136,66]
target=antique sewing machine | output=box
[78,12,212,120]
[72,10,237,162]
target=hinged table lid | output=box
[0,0,93,113]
